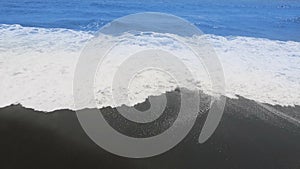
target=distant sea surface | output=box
[0,0,300,41]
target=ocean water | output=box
[1,0,300,41]
[0,0,300,111]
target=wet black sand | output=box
[0,91,300,169]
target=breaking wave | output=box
[0,24,299,111]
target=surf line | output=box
[257,102,300,126]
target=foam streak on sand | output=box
[258,103,300,126]
[0,24,300,111]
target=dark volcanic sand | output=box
[0,90,300,169]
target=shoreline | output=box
[0,91,300,169]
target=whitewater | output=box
[0,24,299,111]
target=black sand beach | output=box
[0,90,300,169]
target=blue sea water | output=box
[0,0,299,41]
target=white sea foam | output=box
[0,24,299,111]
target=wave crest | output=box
[0,24,299,111]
